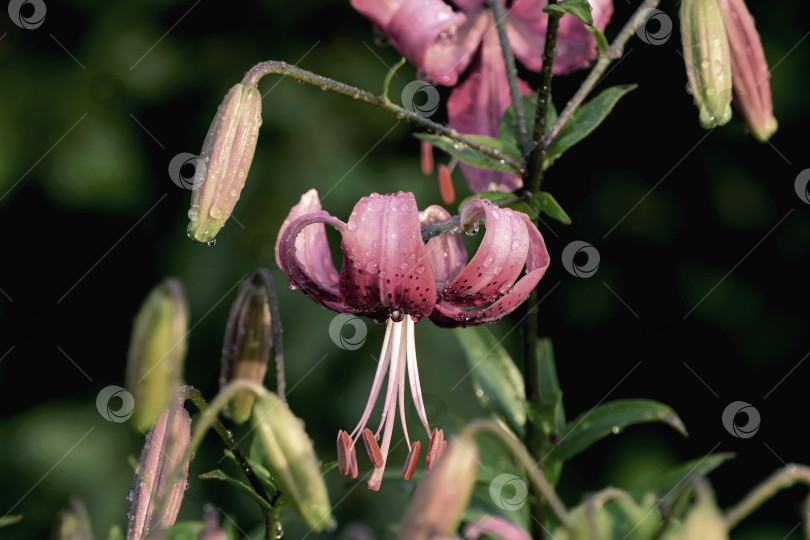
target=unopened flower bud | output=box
[680,0,733,129]
[396,433,479,540]
[252,392,335,532]
[52,498,93,540]
[187,82,262,244]
[220,269,280,424]
[674,478,729,540]
[718,0,777,141]
[126,406,192,540]
[126,279,189,432]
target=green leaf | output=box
[0,515,22,528]
[551,399,687,463]
[628,453,734,505]
[546,85,637,163]
[162,521,207,540]
[527,191,572,225]
[415,133,521,173]
[533,339,565,437]
[106,525,124,540]
[455,326,526,435]
[499,95,558,151]
[199,468,275,512]
[587,26,609,58]
[543,0,593,25]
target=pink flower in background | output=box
[352,0,613,193]
[275,189,549,489]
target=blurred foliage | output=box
[1,0,809,538]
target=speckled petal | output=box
[339,193,437,321]
[430,210,549,327]
[419,205,467,291]
[277,198,355,313]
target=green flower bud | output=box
[187,82,262,244]
[127,406,192,540]
[252,392,335,532]
[52,498,93,540]
[667,479,729,540]
[125,279,189,432]
[220,269,282,424]
[397,433,479,540]
[680,0,733,129]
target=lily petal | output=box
[277,192,352,312]
[431,210,549,327]
[441,199,528,306]
[419,7,490,86]
[419,205,468,291]
[447,28,526,193]
[339,193,437,321]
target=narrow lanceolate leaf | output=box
[533,339,566,438]
[528,192,572,225]
[198,470,273,512]
[126,278,189,432]
[414,133,521,174]
[252,392,335,532]
[551,399,687,463]
[543,0,594,25]
[0,515,22,529]
[680,0,733,129]
[628,452,734,505]
[545,85,637,166]
[455,326,526,435]
[220,268,282,424]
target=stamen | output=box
[405,315,432,436]
[337,430,357,477]
[401,441,421,480]
[438,164,455,205]
[350,319,395,440]
[375,320,403,437]
[426,428,447,472]
[362,428,384,468]
[420,140,434,175]
[397,320,411,448]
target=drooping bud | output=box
[717,0,777,141]
[252,392,336,532]
[125,278,189,432]
[220,268,282,424]
[126,406,192,540]
[187,81,263,244]
[52,498,93,540]
[680,0,733,129]
[396,433,479,540]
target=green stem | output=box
[242,60,524,172]
[487,0,531,156]
[183,386,273,505]
[464,419,571,528]
[265,505,281,540]
[542,0,661,148]
[724,464,810,530]
[526,5,560,192]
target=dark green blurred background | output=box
[1,0,809,538]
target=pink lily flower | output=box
[352,0,613,193]
[275,189,549,489]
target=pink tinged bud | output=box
[53,498,93,540]
[187,82,262,244]
[126,278,189,432]
[252,392,336,532]
[126,406,192,540]
[220,269,278,425]
[717,0,777,141]
[680,0,733,129]
[396,434,479,540]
